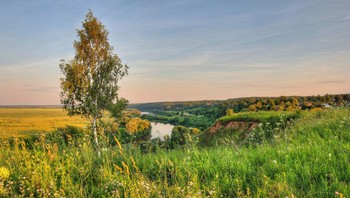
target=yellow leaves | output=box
[125,118,138,133]
[190,128,200,135]
[125,117,150,134]
[121,109,141,123]
[226,109,234,116]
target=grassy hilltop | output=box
[0,108,349,197]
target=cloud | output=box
[21,86,58,93]
[318,80,344,84]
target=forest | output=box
[132,94,350,130]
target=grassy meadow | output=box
[0,108,349,197]
[218,110,300,123]
[0,108,88,138]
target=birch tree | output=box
[59,10,128,156]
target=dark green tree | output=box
[59,10,128,155]
[170,126,191,148]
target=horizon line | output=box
[1,92,349,106]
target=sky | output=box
[0,0,350,105]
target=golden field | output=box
[0,108,88,138]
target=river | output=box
[150,122,174,140]
[141,112,174,140]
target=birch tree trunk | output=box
[93,116,101,157]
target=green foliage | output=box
[169,126,191,148]
[0,108,349,197]
[105,108,152,145]
[219,111,300,123]
[108,98,129,122]
[59,10,128,120]
[59,10,128,154]
[131,94,350,121]
[142,112,213,131]
[226,109,234,116]
[200,111,299,147]
[114,127,151,145]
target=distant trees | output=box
[335,95,344,105]
[248,105,257,112]
[59,10,128,155]
[226,109,234,116]
[133,94,350,127]
[225,94,349,112]
[266,99,276,110]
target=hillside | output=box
[129,94,350,114]
[0,108,349,197]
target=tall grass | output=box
[0,108,349,197]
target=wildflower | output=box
[114,136,123,154]
[335,191,344,198]
[0,167,10,180]
[130,157,138,172]
[113,164,123,173]
[0,185,8,197]
[122,161,130,175]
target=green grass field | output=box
[0,108,88,138]
[218,110,301,123]
[0,108,349,197]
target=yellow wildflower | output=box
[130,157,138,172]
[113,164,123,173]
[122,161,130,175]
[0,167,10,180]
[0,185,8,197]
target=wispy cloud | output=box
[1,1,350,104]
[21,86,58,93]
[318,80,344,84]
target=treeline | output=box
[130,94,350,121]
[222,94,350,113]
[129,100,222,113]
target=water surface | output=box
[150,122,174,140]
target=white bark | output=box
[93,116,101,157]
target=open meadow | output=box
[0,108,88,138]
[0,108,349,197]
